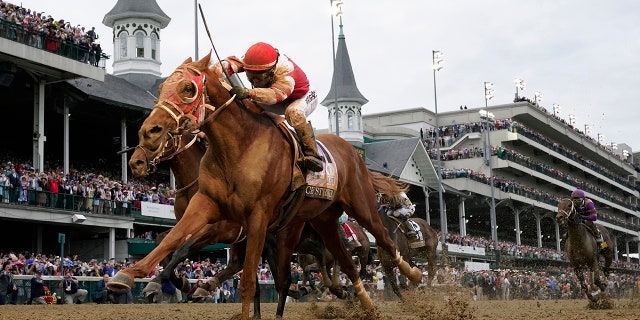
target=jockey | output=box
[380,192,419,241]
[571,188,607,250]
[338,212,361,250]
[213,42,323,172]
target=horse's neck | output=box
[202,97,288,166]
[567,218,590,242]
[168,142,203,190]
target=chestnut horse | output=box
[110,52,421,319]
[129,133,355,317]
[371,171,439,299]
[556,197,613,301]
[129,133,269,311]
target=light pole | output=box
[432,50,445,244]
[330,0,343,136]
[481,81,497,245]
[552,104,561,117]
[534,91,543,105]
[514,78,525,101]
[597,133,605,145]
[568,114,576,127]
[584,124,592,135]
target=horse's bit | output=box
[557,198,576,224]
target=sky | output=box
[19,0,640,152]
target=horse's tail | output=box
[369,170,409,197]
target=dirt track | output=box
[3,292,640,320]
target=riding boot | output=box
[401,217,418,241]
[597,231,608,250]
[294,122,324,172]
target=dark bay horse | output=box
[297,220,371,296]
[371,171,439,299]
[556,197,613,301]
[110,52,421,319]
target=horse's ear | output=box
[182,57,193,65]
[195,50,212,70]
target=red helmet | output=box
[571,189,585,198]
[243,42,279,72]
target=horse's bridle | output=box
[557,197,577,224]
[137,64,235,175]
[135,132,199,175]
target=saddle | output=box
[259,111,337,232]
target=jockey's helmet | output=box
[243,42,279,72]
[571,189,585,199]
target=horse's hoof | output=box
[143,281,162,295]
[192,287,210,298]
[108,272,134,290]
[408,266,422,284]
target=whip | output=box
[198,4,244,88]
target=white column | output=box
[32,80,46,171]
[458,199,466,237]
[109,227,116,260]
[514,210,521,246]
[424,187,431,225]
[63,101,70,174]
[625,240,630,262]
[535,214,542,248]
[121,117,128,183]
[554,220,561,252]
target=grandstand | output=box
[0,0,639,275]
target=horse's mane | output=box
[369,171,409,206]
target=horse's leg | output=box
[272,223,305,319]
[379,247,403,300]
[576,269,590,299]
[310,214,374,310]
[412,220,437,286]
[109,193,220,289]
[238,214,269,320]
[157,225,217,292]
[343,190,422,284]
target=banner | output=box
[140,201,175,219]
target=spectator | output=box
[58,271,88,304]
[30,270,46,304]
[0,260,17,304]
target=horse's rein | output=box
[558,198,576,222]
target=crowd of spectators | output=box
[3,224,640,305]
[0,0,105,67]
[0,158,175,216]
[436,144,640,214]
[424,116,639,217]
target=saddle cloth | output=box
[304,141,338,201]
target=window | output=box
[119,32,127,58]
[347,110,354,129]
[136,32,144,58]
[336,111,342,130]
[151,34,158,60]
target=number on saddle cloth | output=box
[304,141,337,201]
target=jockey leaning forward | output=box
[212,42,323,172]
